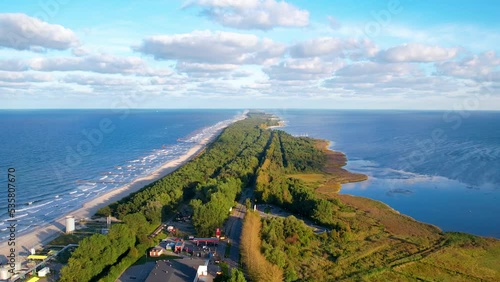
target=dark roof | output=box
[145,259,197,282]
[192,238,219,242]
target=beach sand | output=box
[0,116,243,264]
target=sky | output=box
[0,0,499,109]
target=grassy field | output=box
[309,183,500,281]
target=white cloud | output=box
[325,61,465,95]
[30,55,140,73]
[436,50,500,82]
[176,62,239,73]
[0,71,53,82]
[186,0,309,30]
[28,54,172,76]
[72,47,91,57]
[62,74,138,86]
[324,75,463,95]
[377,43,459,63]
[335,62,421,77]
[264,57,343,81]
[134,30,285,65]
[0,59,29,71]
[0,13,78,51]
[0,55,173,77]
[289,37,378,59]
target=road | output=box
[218,188,253,269]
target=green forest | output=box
[59,112,500,282]
[59,112,278,281]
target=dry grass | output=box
[414,238,500,281]
[240,211,283,282]
[320,191,500,281]
[315,182,342,195]
[332,194,441,238]
[288,173,328,183]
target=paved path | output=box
[219,188,253,270]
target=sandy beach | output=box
[0,115,244,264]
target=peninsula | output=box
[29,112,500,282]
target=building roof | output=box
[145,259,198,282]
[27,255,48,260]
[192,238,219,242]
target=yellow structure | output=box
[26,277,40,282]
[27,255,48,260]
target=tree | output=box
[245,198,252,210]
[229,268,247,282]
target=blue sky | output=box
[0,0,499,109]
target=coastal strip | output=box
[0,113,246,263]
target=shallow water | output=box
[273,109,500,238]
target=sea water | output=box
[273,109,500,238]
[0,109,241,241]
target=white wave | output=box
[17,200,55,212]
[92,187,106,193]
[78,185,95,192]
[13,213,29,219]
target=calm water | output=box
[0,109,241,240]
[273,110,500,238]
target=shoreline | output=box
[0,115,245,263]
[266,121,285,130]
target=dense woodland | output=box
[59,112,277,281]
[254,130,346,230]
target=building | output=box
[149,246,166,257]
[174,241,184,253]
[145,259,213,282]
[192,238,219,246]
[38,267,50,277]
[65,216,75,233]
